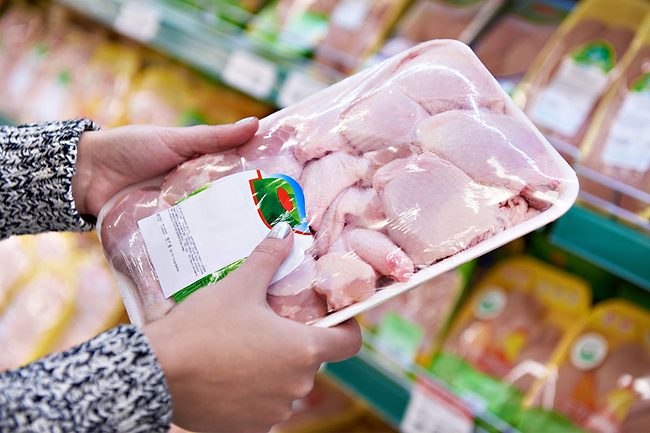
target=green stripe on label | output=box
[172,257,247,302]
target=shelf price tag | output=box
[114,1,160,43]
[401,377,474,433]
[278,71,328,107]
[222,50,277,100]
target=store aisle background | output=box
[0,1,648,432]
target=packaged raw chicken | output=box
[370,0,505,64]
[360,265,470,368]
[512,0,649,160]
[97,40,577,328]
[431,256,591,422]
[520,300,650,433]
[313,0,407,74]
[474,0,573,93]
[0,267,76,371]
[578,16,650,226]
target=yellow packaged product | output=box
[578,16,650,220]
[512,0,649,159]
[21,232,76,264]
[431,256,591,421]
[0,236,30,313]
[521,300,650,433]
[79,41,141,127]
[50,252,124,353]
[0,266,77,371]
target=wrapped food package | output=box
[247,0,339,58]
[313,0,407,74]
[97,40,578,328]
[578,16,650,224]
[0,237,30,311]
[431,256,590,421]
[473,0,573,93]
[512,0,649,160]
[521,300,650,433]
[360,268,466,368]
[370,0,505,63]
[0,268,76,371]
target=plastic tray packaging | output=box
[521,300,650,433]
[577,15,650,227]
[431,256,590,422]
[97,40,578,328]
[512,0,649,160]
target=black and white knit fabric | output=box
[0,120,172,432]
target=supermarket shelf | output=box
[324,346,521,432]
[57,0,343,108]
[550,205,650,291]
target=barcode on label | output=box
[222,50,277,99]
[401,377,474,433]
[278,71,328,107]
[114,1,160,43]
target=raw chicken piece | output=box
[101,187,174,322]
[416,110,561,209]
[339,85,428,153]
[314,187,385,256]
[363,143,418,168]
[393,41,506,114]
[373,153,508,266]
[315,252,377,311]
[238,123,304,180]
[500,196,541,227]
[268,255,317,297]
[267,289,328,323]
[301,152,371,230]
[160,153,244,205]
[343,228,413,282]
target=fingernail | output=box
[235,116,256,125]
[268,221,291,239]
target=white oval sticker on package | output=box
[138,170,313,302]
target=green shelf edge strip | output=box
[550,205,650,291]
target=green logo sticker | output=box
[571,41,616,73]
[630,72,650,93]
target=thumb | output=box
[166,117,259,157]
[228,222,294,299]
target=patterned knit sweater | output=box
[0,120,172,432]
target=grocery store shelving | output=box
[550,205,650,291]
[325,345,521,433]
[57,0,344,108]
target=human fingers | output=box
[307,318,362,363]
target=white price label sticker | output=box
[401,377,474,433]
[222,50,277,99]
[278,72,328,107]
[114,1,160,43]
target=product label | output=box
[114,0,160,42]
[401,377,474,433]
[331,0,370,31]
[474,287,506,320]
[222,50,277,99]
[529,41,614,137]
[601,73,650,172]
[138,170,313,301]
[277,12,329,52]
[374,312,424,369]
[278,71,328,107]
[571,332,608,370]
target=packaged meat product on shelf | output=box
[473,0,573,93]
[0,236,30,312]
[578,16,650,226]
[430,256,591,422]
[359,266,469,368]
[512,0,649,160]
[50,253,124,353]
[247,0,338,57]
[97,40,578,328]
[313,0,407,74]
[370,0,505,63]
[520,300,650,433]
[0,267,77,371]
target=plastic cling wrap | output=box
[512,0,649,156]
[97,40,578,328]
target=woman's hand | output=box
[143,223,362,432]
[71,118,259,217]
